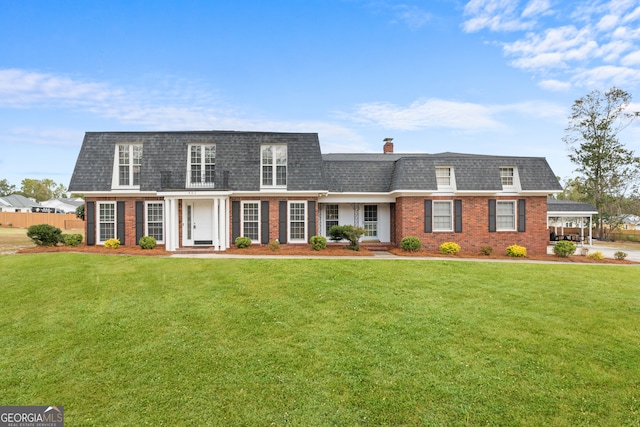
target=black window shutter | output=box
[261,201,269,244]
[424,200,432,233]
[117,201,126,244]
[308,201,316,241]
[454,199,462,233]
[135,201,144,244]
[231,201,240,241]
[488,199,496,232]
[518,199,526,232]
[86,201,96,246]
[279,201,287,243]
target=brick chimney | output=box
[383,138,394,154]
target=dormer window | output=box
[261,145,287,187]
[188,144,216,188]
[435,167,454,190]
[500,167,514,186]
[114,144,142,188]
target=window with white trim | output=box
[146,202,164,243]
[242,201,260,242]
[289,201,306,242]
[116,144,142,187]
[364,205,378,237]
[433,201,453,231]
[497,201,516,230]
[325,204,339,233]
[98,202,116,243]
[188,144,216,187]
[436,167,454,190]
[500,167,514,187]
[261,145,287,187]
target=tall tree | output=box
[0,179,16,196]
[563,87,640,238]
[20,178,68,202]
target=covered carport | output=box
[547,199,598,246]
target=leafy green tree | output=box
[0,179,17,196]
[20,178,68,202]
[563,87,640,238]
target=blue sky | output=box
[2,0,640,190]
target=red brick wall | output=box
[395,196,549,255]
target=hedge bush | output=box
[310,235,327,251]
[553,240,576,257]
[235,236,252,249]
[506,244,527,258]
[328,225,365,251]
[439,242,461,255]
[139,236,157,249]
[104,238,120,249]
[268,239,281,251]
[61,233,83,247]
[587,251,604,260]
[480,245,493,255]
[614,251,628,260]
[400,236,422,252]
[26,224,62,246]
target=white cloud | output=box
[391,4,432,29]
[621,50,640,66]
[572,65,640,88]
[462,0,550,32]
[538,79,572,91]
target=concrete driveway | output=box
[548,243,640,262]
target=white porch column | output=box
[165,198,177,251]
[213,198,220,251]
[220,197,229,250]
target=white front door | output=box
[183,200,214,246]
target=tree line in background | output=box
[559,86,640,238]
[0,178,70,202]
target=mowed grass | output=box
[0,254,639,426]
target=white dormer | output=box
[500,167,521,192]
[435,167,456,192]
[111,144,142,189]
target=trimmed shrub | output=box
[400,236,422,252]
[27,224,62,246]
[104,238,120,249]
[553,240,576,257]
[235,236,252,249]
[328,225,365,251]
[439,242,461,255]
[310,235,326,251]
[139,236,157,249]
[587,251,604,260]
[61,233,83,247]
[614,251,628,260]
[268,239,281,251]
[480,245,493,255]
[506,244,527,258]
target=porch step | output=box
[173,246,220,254]
[360,242,394,251]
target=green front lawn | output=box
[1,254,639,426]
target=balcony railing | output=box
[160,170,230,191]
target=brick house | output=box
[69,131,563,255]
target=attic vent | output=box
[383,138,394,154]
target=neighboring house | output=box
[40,198,84,214]
[0,194,44,212]
[616,214,640,230]
[68,131,563,255]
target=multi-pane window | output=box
[98,202,116,243]
[500,167,514,187]
[497,201,516,230]
[325,204,339,233]
[433,201,453,231]
[118,144,142,186]
[146,202,164,242]
[242,202,260,242]
[189,145,216,186]
[364,205,378,237]
[262,145,287,187]
[436,167,451,187]
[289,201,306,242]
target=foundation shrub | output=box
[104,238,120,249]
[506,244,527,258]
[480,245,493,255]
[268,239,281,251]
[139,236,157,249]
[439,242,461,255]
[310,236,326,251]
[553,240,576,257]
[61,233,83,247]
[614,251,628,260]
[328,225,365,251]
[27,224,62,246]
[235,236,252,249]
[587,251,604,260]
[400,236,422,252]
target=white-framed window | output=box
[433,200,453,231]
[436,167,455,191]
[500,167,514,187]
[98,202,116,243]
[497,201,516,231]
[325,204,339,233]
[115,144,142,187]
[288,201,306,242]
[146,202,164,243]
[188,144,216,187]
[364,205,378,237]
[242,201,260,242]
[261,145,287,187]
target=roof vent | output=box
[383,138,394,154]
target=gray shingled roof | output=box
[0,194,42,208]
[547,199,598,213]
[69,131,327,192]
